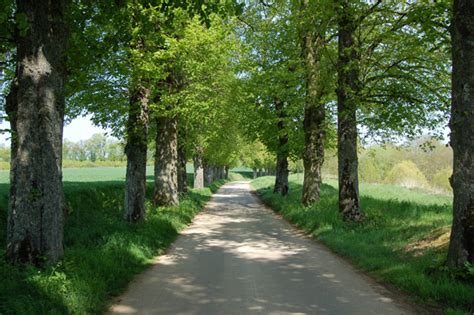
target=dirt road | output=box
[109,181,413,315]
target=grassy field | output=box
[252,175,474,314]
[0,168,226,314]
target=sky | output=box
[0,115,109,147]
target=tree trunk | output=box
[273,98,289,196]
[336,0,362,221]
[447,0,474,268]
[225,166,229,179]
[124,87,150,222]
[300,0,326,206]
[5,0,67,266]
[153,115,179,206]
[204,162,213,187]
[213,166,219,181]
[253,168,257,179]
[177,138,188,194]
[193,148,204,189]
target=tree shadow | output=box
[0,179,215,313]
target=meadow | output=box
[252,175,474,314]
[0,167,225,314]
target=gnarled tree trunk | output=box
[273,98,289,196]
[447,0,474,267]
[124,87,150,222]
[153,115,179,206]
[6,0,67,266]
[193,148,204,189]
[336,0,362,221]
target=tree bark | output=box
[447,0,474,268]
[193,148,204,189]
[225,166,229,179]
[5,0,67,266]
[253,168,257,179]
[177,137,188,194]
[336,0,362,221]
[204,162,213,187]
[273,98,289,196]
[153,115,179,206]
[124,87,150,222]
[300,0,326,206]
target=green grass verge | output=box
[0,178,226,314]
[252,175,474,314]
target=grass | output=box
[252,174,474,314]
[0,168,226,314]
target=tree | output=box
[6,0,68,265]
[299,0,334,206]
[239,0,305,196]
[447,0,474,268]
[336,0,363,221]
[153,112,179,206]
[165,15,243,188]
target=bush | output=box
[359,158,383,183]
[386,160,430,189]
[432,167,452,193]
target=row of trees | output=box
[235,0,472,268]
[0,0,472,270]
[0,1,245,265]
[63,134,125,162]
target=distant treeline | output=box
[0,136,452,194]
[319,139,452,194]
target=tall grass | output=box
[0,179,226,314]
[252,175,473,314]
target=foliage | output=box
[319,139,453,194]
[252,175,473,314]
[386,160,430,189]
[432,168,453,193]
[166,15,246,167]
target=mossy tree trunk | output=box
[6,0,68,266]
[300,0,326,206]
[336,0,362,221]
[153,115,179,206]
[124,87,150,222]
[447,0,474,267]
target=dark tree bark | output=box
[225,166,229,179]
[447,0,474,268]
[300,0,326,206]
[193,148,204,189]
[177,137,188,194]
[336,0,362,221]
[204,162,213,187]
[124,87,150,222]
[273,98,289,196]
[6,0,67,265]
[153,115,179,206]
